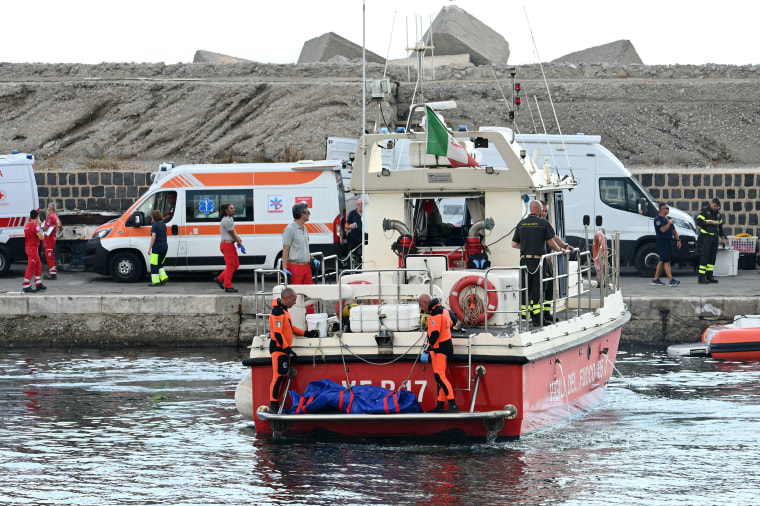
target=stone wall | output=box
[0,294,242,347]
[633,168,760,237]
[35,169,151,212]
[34,168,760,241]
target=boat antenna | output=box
[532,94,562,179]
[382,11,397,79]
[428,13,436,80]
[508,67,519,143]
[405,16,411,81]
[523,6,575,182]
[361,0,367,263]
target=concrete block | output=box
[298,32,384,64]
[27,296,53,315]
[102,295,155,314]
[386,54,471,69]
[552,40,643,65]
[193,50,252,64]
[241,295,259,316]
[0,296,29,316]
[422,6,509,66]
[214,295,242,316]
[57,295,102,314]
[720,297,760,318]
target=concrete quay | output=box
[1,265,758,348]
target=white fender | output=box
[234,369,254,421]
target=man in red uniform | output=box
[418,293,458,412]
[22,209,46,293]
[269,287,318,412]
[42,202,59,280]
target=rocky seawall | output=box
[2,61,759,170]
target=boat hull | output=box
[235,326,622,440]
[709,328,760,361]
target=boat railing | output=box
[252,267,286,338]
[482,232,621,332]
[537,249,592,325]
[311,252,341,284]
[481,266,528,333]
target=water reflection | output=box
[1,345,760,505]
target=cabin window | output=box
[411,197,482,246]
[186,189,253,223]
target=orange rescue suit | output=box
[269,297,306,405]
[426,299,455,403]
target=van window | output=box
[599,178,645,213]
[186,189,253,223]
[134,191,176,226]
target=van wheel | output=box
[0,246,11,276]
[633,243,659,278]
[110,251,143,283]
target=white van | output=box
[325,137,356,192]
[0,152,38,275]
[84,160,346,282]
[331,130,698,277]
[509,132,698,276]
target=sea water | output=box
[1,345,758,505]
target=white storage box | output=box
[714,248,739,276]
[349,304,420,332]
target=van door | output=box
[129,190,182,269]
[184,188,257,271]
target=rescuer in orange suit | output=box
[269,287,318,412]
[418,293,459,413]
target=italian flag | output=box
[425,106,480,168]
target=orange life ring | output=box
[593,231,607,280]
[335,280,380,315]
[448,275,498,325]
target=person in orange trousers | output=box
[418,293,459,412]
[269,287,318,412]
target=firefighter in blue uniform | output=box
[696,197,727,284]
[511,200,567,326]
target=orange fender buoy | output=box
[593,231,607,280]
[448,275,498,325]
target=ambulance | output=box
[84,160,346,282]
[0,152,38,276]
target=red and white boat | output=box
[667,315,760,361]
[235,58,629,441]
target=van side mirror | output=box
[125,211,142,227]
[637,198,648,215]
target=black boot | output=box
[430,401,445,413]
[707,272,719,283]
[447,400,459,412]
[698,274,709,284]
